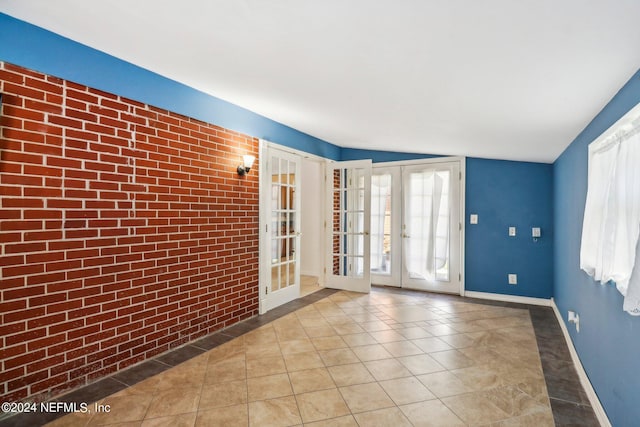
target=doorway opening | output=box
[259,141,327,314]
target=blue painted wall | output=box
[341,149,554,299]
[465,158,553,298]
[553,69,640,427]
[0,13,341,160]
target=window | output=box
[580,103,640,315]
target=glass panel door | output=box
[371,167,401,287]
[325,160,372,293]
[263,147,301,311]
[401,162,461,293]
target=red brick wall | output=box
[0,62,260,402]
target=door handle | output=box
[402,233,410,238]
[364,231,369,236]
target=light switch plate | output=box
[508,274,517,285]
[532,227,541,238]
[470,214,478,224]
[509,227,516,236]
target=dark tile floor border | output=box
[0,286,600,426]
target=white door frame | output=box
[371,156,466,295]
[258,140,328,314]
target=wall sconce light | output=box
[237,155,255,176]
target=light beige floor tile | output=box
[93,422,142,427]
[381,340,424,357]
[247,373,293,402]
[332,322,366,335]
[297,308,324,318]
[204,356,246,384]
[275,327,308,342]
[248,396,301,426]
[304,325,337,338]
[87,394,153,425]
[400,400,465,427]
[517,378,550,406]
[318,347,360,366]
[283,351,324,372]
[451,365,506,391]
[45,411,94,427]
[497,365,544,386]
[289,368,335,394]
[141,412,197,427]
[411,337,454,353]
[155,366,205,391]
[364,358,412,381]
[243,328,278,346]
[349,313,382,323]
[429,349,476,369]
[328,363,376,387]
[441,392,510,424]
[416,371,473,397]
[279,338,316,355]
[341,332,378,347]
[47,289,558,427]
[244,342,282,360]
[206,350,245,368]
[146,387,201,418]
[303,415,358,427]
[397,354,446,375]
[352,407,413,427]
[421,324,459,336]
[437,333,476,349]
[490,409,555,427]
[482,385,549,418]
[339,382,395,413]
[351,344,393,361]
[111,376,160,397]
[311,336,348,350]
[379,376,436,405]
[458,346,503,365]
[295,388,350,423]
[368,329,407,343]
[324,315,353,325]
[396,326,433,339]
[246,355,287,378]
[360,321,392,332]
[199,380,247,410]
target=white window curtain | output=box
[371,174,391,272]
[405,171,449,281]
[580,107,640,315]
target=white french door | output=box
[370,159,463,294]
[260,146,301,312]
[324,160,372,293]
[370,167,402,287]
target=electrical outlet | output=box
[508,274,517,285]
[470,214,478,224]
[568,310,580,333]
[509,226,516,236]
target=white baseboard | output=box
[464,290,551,307]
[551,298,611,427]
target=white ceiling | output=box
[2,0,640,163]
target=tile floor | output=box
[3,287,599,426]
[300,276,321,297]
